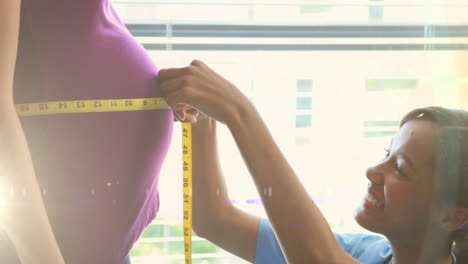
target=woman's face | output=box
[354,119,439,240]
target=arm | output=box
[0,1,64,263]
[224,103,358,264]
[192,117,259,262]
[160,60,359,264]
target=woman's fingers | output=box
[186,106,200,117]
[173,106,201,123]
[173,109,186,122]
[184,107,200,123]
[174,103,190,111]
[158,68,179,80]
[159,59,249,124]
[160,69,201,122]
[158,66,196,81]
[160,76,198,106]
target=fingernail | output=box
[174,112,185,121]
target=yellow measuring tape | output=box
[15,97,170,116]
[15,97,193,264]
[182,123,192,264]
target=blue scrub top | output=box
[256,218,457,264]
[256,218,390,264]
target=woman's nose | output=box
[366,163,385,185]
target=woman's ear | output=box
[441,207,468,231]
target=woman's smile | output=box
[363,192,385,209]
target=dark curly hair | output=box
[400,106,468,262]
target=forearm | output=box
[192,118,259,262]
[192,118,231,233]
[225,103,345,263]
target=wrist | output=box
[224,100,258,129]
[192,117,216,135]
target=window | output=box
[364,131,398,138]
[366,79,419,91]
[297,80,313,92]
[109,1,468,263]
[295,136,311,144]
[363,120,399,138]
[296,114,312,128]
[369,0,384,22]
[363,120,399,127]
[296,97,313,110]
[295,79,313,142]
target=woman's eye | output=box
[395,164,407,178]
[384,148,390,158]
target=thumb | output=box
[173,109,186,122]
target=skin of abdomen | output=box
[13,1,174,263]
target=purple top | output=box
[13,1,173,263]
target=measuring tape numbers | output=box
[15,97,193,264]
[15,97,171,116]
[182,123,193,264]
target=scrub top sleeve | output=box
[255,218,287,264]
[254,218,377,263]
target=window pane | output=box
[363,120,399,127]
[296,115,312,128]
[366,79,419,91]
[296,97,313,110]
[297,80,313,92]
[364,131,398,138]
[295,137,311,144]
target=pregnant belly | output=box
[14,31,174,263]
[16,33,174,203]
[18,104,173,264]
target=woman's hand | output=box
[172,103,201,123]
[159,60,252,125]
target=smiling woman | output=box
[402,108,468,263]
[354,117,439,238]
